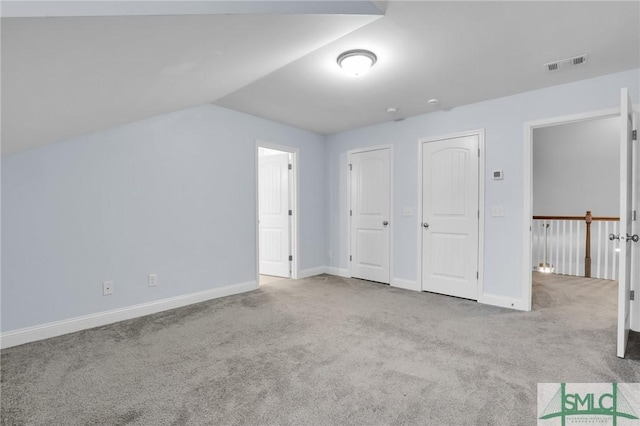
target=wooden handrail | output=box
[533,215,619,221]
[533,211,620,278]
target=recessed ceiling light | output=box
[386,107,398,113]
[337,49,377,76]
[427,98,439,105]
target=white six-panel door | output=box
[259,152,291,278]
[350,148,391,284]
[422,135,479,300]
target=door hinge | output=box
[288,163,292,170]
[288,210,292,216]
[350,210,352,217]
[478,148,480,157]
[349,255,352,262]
[634,210,637,221]
[477,210,480,219]
[476,271,479,279]
[289,255,293,261]
[633,129,637,140]
[631,290,635,301]
[349,164,352,171]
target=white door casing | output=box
[258,151,291,278]
[421,135,479,300]
[349,148,391,284]
[617,88,635,358]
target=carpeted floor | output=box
[1,273,638,425]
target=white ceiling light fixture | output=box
[337,49,377,76]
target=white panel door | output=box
[422,135,479,300]
[617,88,636,358]
[259,152,290,278]
[350,148,390,284]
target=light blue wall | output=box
[325,68,640,301]
[1,104,326,332]
[533,117,620,217]
[3,69,639,333]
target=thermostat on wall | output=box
[492,170,504,180]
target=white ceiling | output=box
[2,1,639,155]
[218,1,640,134]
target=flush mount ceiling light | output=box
[337,49,377,76]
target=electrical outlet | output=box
[148,274,158,287]
[103,281,113,296]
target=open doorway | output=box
[523,90,638,358]
[256,142,298,285]
[532,116,620,279]
[530,115,620,311]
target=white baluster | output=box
[559,222,564,275]
[604,222,609,280]
[576,221,581,276]
[596,221,602,279]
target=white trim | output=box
[298,266,328,279]
[256,140,300,282]
[522,107,623,313]
[391,278,419,292]
[478,293,527,311]
[631,110,640,332]
[327,267,350,277]
[477,132,486,303]
[347,144,393,284]
[0,280,257,349]
[416,129,486,303]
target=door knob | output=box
[383,221,389,226]
[609,233,619,241]
[624,234,639,243]
[423,223,429,229]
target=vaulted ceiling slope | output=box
[2,1,639,156]
[1,1,383,155]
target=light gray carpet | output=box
[2,273,638,425]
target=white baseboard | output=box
[0,280,257,349]
[478,293,527,311]
[326,267,349,277]
[391,278,420,292]
[298,266,328,279]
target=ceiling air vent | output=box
[544,54,588,72]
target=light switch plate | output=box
[492,206,504,217]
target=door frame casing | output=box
[255,140,299,284]
[522,106,624,312]
[416,129,485,301]
[347,144,393,283]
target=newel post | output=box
[585,210,592,278]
